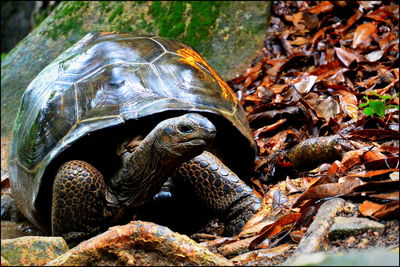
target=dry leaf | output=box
[352,22,378,49]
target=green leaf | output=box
[386,104,400,110]
[362,107,374,116]
[369,100,386,117]
[359,102,369,108]
[379,95,392,100]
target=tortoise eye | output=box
[178,124,194,133]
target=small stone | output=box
[329,216,385,239]
[342,202,356,214]
[357,238,370,249]
[346,236,357,245]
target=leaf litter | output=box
[200,1,399,265]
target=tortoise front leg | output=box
[52,160,109,246]
[175,151,262,235]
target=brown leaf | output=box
[338,10,363,34]
[334,47,363,67]
[307,1,335,14]
[290,230,305,243]
[340,149,365,170]
[335,89,359,120]
[253,119,287,138]
[370,192,400,201]
[371,201,400,220]
[304,93,341,122]
[364,5,399,23]
[311,59,342,81]
[293,75,317,94]
[359,200,385,217]
[249,213,301,250]
[292,178,365,208]
[352,180,400,194]
[349,129,399,141]
[285,12,306,31]
[352,22,378,49]
[327,160,344,175]
[347,168,399,178]
[365,157,399,170]
[363,150,387,162]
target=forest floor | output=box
[1,1,399,266]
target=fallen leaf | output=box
[370,191,399,201]
[293,75,317,94]
[311,59,342,81]
[249,213,301,249]
[335,89,360,120]
[363,150,387,162]
[307,1,335,14]
[349,129,399,140]
[334,47,363,67]
[347,168,399,178]
[290,230,305,243]
[253,119,287,138]
[371,201,400,220]
[364,5,399,23]
[366,50,385,62]
[359,200,385,217]
[352,180,400,194]
[365,157,399,170]
[352,22,378,49]
[292,178,365,208]
[338,10,363,34]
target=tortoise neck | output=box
[108,129,178,208]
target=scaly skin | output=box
[175,151,262,235]
[52,160,107,245]
[51,113,260,245]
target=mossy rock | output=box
[1,1,270,137]
[1,236,69,266]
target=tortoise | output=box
[9,32,261,245]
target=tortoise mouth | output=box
[179,138,207,146]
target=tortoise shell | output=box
[9,32,256,229]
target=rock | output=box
[286,248,399,266]
[328,217,385,239]
[1,220,46,240]
[1,193,25,222]
[47,220,232,266]
[1,1,271,137]
[1,256,10,266]
[1,236,69,266]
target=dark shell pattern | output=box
[9,32,255,227]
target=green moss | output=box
[108,3,124,23]
[150,1,187,38]
[1,244,22,265]
[183,1,223,48]
[54,1,88,20]
[1,53,7,62]
[99,1,112,14]
[150,1,224,52]
[47,16,83,40]
[45,1,87,40]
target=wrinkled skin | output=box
[51,113,261,245]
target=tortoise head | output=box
[153,113,216,161]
